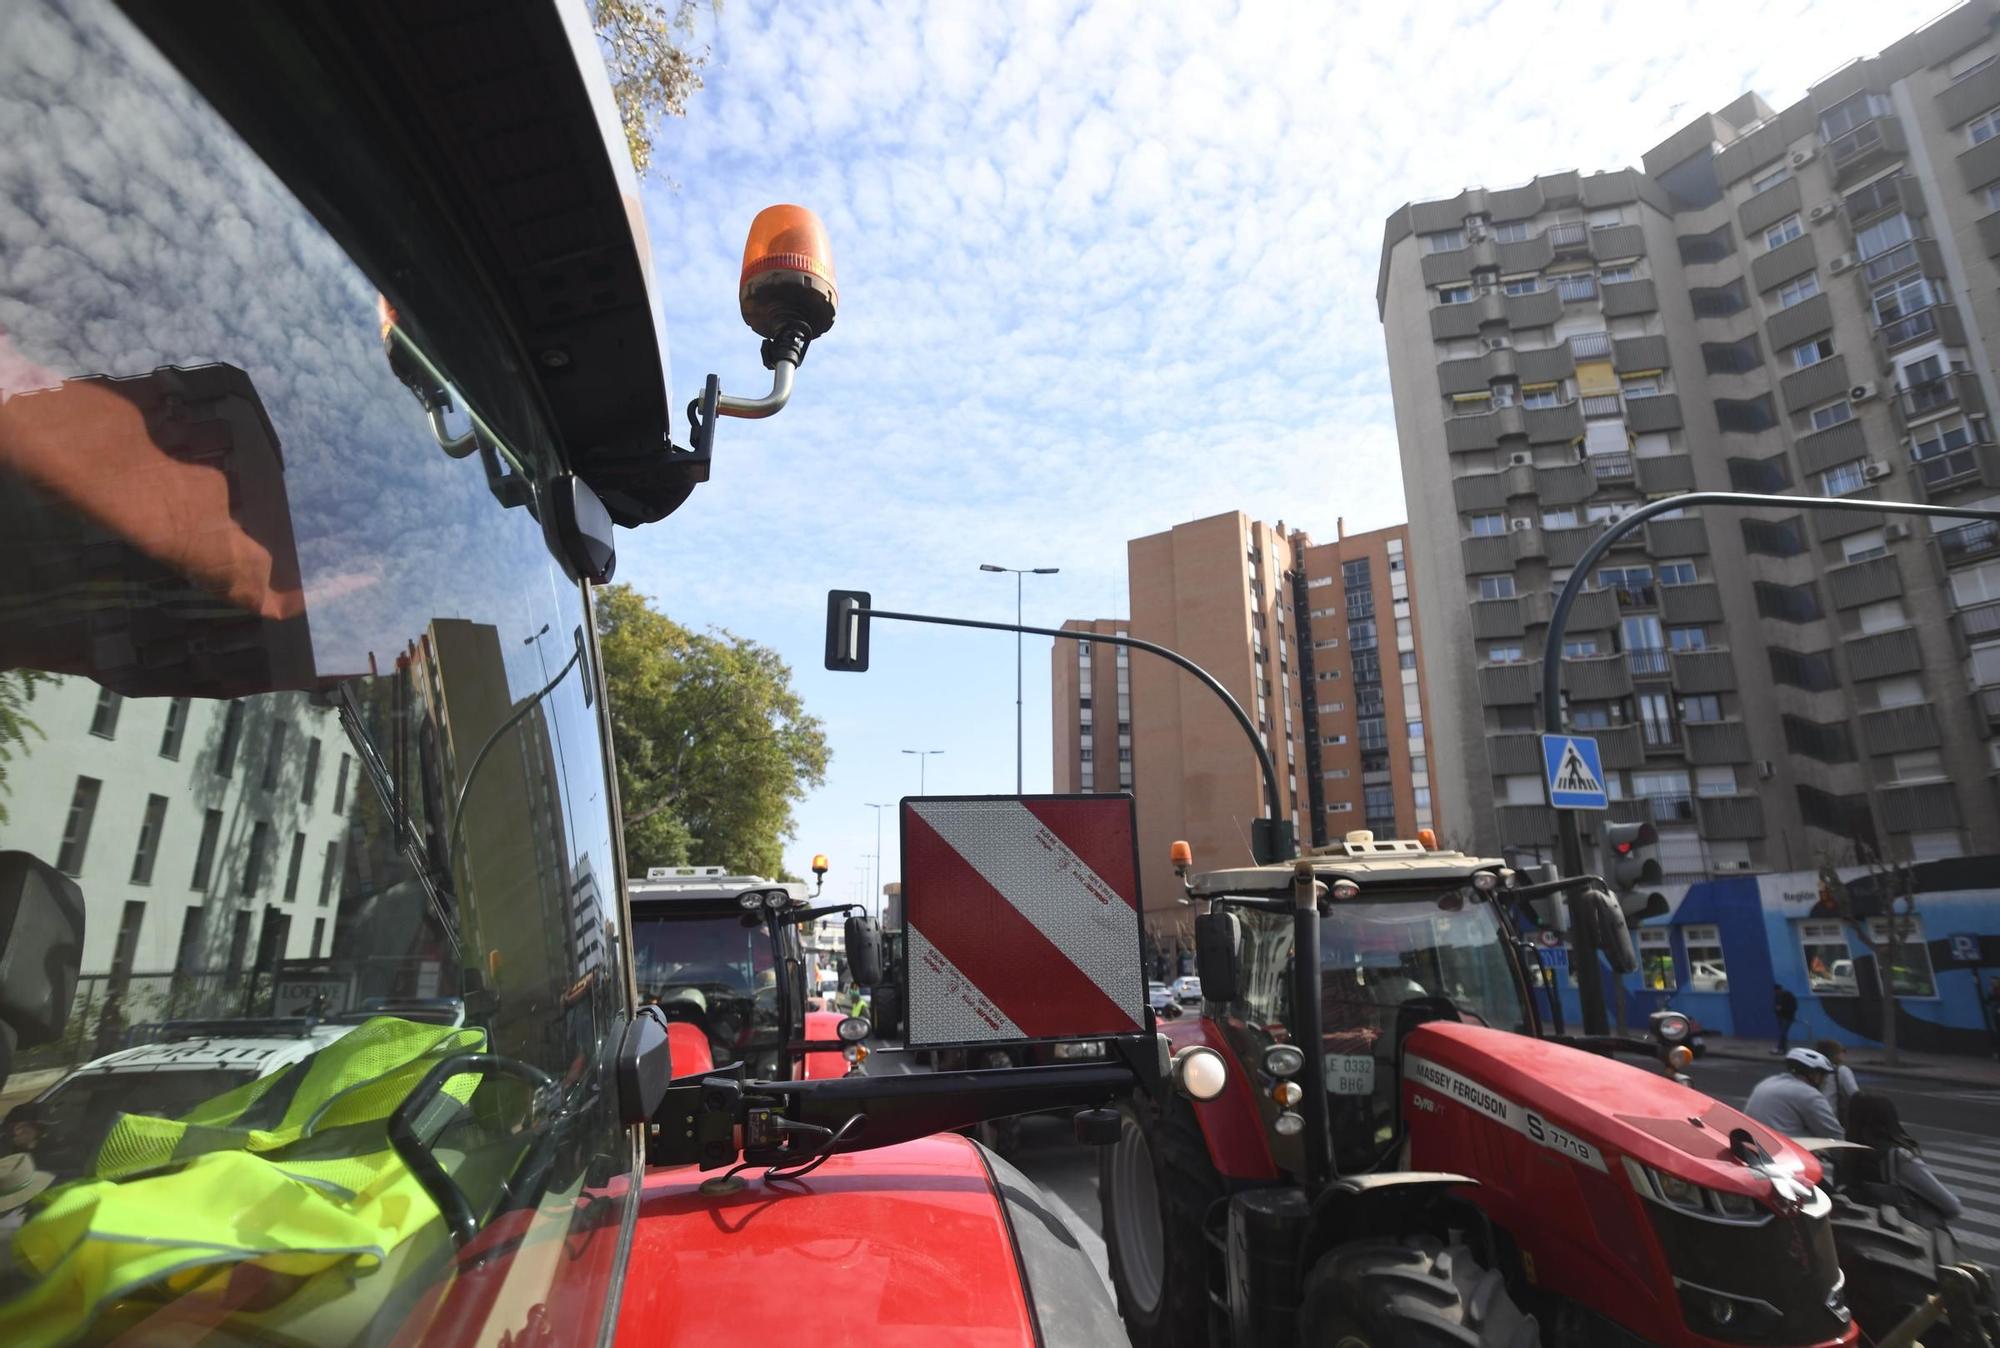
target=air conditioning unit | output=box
[1850,381,1878,401]
[1509,452,1531,466]
[1791,147,1816,168]
[1509,518,1534,532]
[1808,202,1837,223]
[1885,522,1911,541]
[1829,253,1856,274]
[1862,459,1892,481]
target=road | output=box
[1008,1051,2000,1322]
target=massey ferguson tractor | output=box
[1098,831,1997,1348]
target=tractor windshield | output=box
[1217,886,1533,1173]
[630,908,785,1076]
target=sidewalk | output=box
[1702,1033,2000,1088]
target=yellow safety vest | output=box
[0,1017,486,1348]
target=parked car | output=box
[1172,974,1203,1004]
[1812,959,1859,995]
[1688,961,1728,993]
[1148,982,1173,1012]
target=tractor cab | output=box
[1184,832,1539,1175]
[627,866,873,1080]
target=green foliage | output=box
[590,0,711,177]
[0,670,50,823]
[597,585,829,878]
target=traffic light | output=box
[1603,820,1667,924]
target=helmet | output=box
[1784,1047,1834,1075]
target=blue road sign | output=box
[1542,734,1608,810]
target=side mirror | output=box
[1591,889,1639,975]
[1194,912,1241,1004]
[844,914,882,988]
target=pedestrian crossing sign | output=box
[1542,734,1608,810]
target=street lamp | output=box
[900,748,943,794]
[979,563,1060,793]
[866,802,893,920]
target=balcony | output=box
[1638,455,1697,495]
[1569,331,1613,360]
[1958,599,2000,647]
[1624,646,1670,678]
[1826,554,1903,611]
[1445,404,1524,453]
[1898,370,1985,426]
[1625,392,1683,433]
[1847,627,1924,681]
[1979,686,2000,735]
[1841,173,1917,227]
[1779,355,1852,414]
[1914,433,1998,500]
[1536,463,1594,506]
[1738,174,1802,238]
[1646,515,1708,555]
[1489,733,1545,776]
[1554,275,1597,304]
[1939,519,2000,568]
[1517,343,1576,385]
[1685,720,1751,765]
[1601,279,1658,319]
[1875,302,1966,358]
[1546,221,1589,253]
[1795,417,1867,476]
[1614,584,1658,609]
[1496,805,1555,847]
[1568,653,1635,701]
[1767,292,1834,353]
[1524,402,1585,444]
[1644,792,1698,824]
[1597,724,1644,769]
[1589,452,1635,483]
[1750,233,1818,294]
[1661,583,1724,625]
[1826,114,1906,184]
[1859,704,1941,755]
[1672,650,1738,693]
[1697,794,1768,840]
[1878,782,1961,834]
[1860,238,1942,287]
[1480,661,1540,705]
[1614,335,1671,374]
[1580,393,1623,418]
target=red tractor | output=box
[1098,833,1946,1348]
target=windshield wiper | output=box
[333,683,462,960]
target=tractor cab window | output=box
[631,910,784,1075]
[1214,887,1532,1174]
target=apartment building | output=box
[1053,513,1436,926]
[1378,1,2000,880]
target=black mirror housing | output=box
[1593,889,1639,975]
[1194,911,1242,1004]
[845,914,882,987]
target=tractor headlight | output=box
[1653,1011,1692,1045]
[1622,1157,1773,1225]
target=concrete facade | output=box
[1379,1,2000,881]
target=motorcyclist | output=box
[1743,1047,1843,1139]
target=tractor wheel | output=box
[1299,1234,1540,1348]
[1831,1197,1998,1348]
[1100,1093,1222,1348]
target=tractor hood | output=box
[1406,1022,1823,1200]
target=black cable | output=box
[444,641,583,879]
[762,1113,865,1185]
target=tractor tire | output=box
[1828,1195,1999,1348]
[1299,1234,1540,1348]
[1100,1093,1223,1348]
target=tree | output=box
[1816,849,1922,1067]
[596,585,829,877]
[0,670,49,824]
[590,0,711,178]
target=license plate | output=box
[1326,1054,1375,1095]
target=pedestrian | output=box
[1815,1038,1859,1126]
[93,990,126,1060]
[1772,982,1798,1053]
[0,1106,41,1161]
[1743,1047,1843,1140]
[1845,1091,1962,1233]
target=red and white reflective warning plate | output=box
[899,795,1146,1048]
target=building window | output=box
[1468,512,1507,537]
[1805,399,1854,433]
[1799,920,1853,994]
[1437,284,1473,305]
[1853,212,1913,261]
[262,721,287,791]
[1763,214,1802,251]
[1680,694,1724,723]
[1773,272,1820,309]
[191,808,223,889]
[1599,264,1636,284]
[1819,90,1890,142]
[173,908,206,976]
[1789,336,1833,370]
[302,738,322,806]
[316,840,340,904]
[1984,181,2000,213]
[1971,106,2000,146]
[284,831,307,902]
[1864,917,1936,997]
[129,793,169,885]
[1638,928,1676,991]
[1658,560,1697,586]
[1492,220,1531,243]
[1750,161,1790,194]
[109,900,145,989]
[1476,575,1516,601]
[1348,621,1378,651]
[1425,228,1466,253]
[1323,734,1347,747]
[243,820,273,897]
[159,697,190,760]
[311,917,326,960]
[1842,530,1888,563]
[1502,276,1541,295]
[1637,691,1677,747]
[1486,644,1524,664]
[90,688,122,739]
[1871,274,1934,326]
[333,754,352,814]
[1327,802,1353,814]
[1541,508,1579,530]
[216,700,246,778]
[1666,626,1707,652]
[1685,925,1726,990]
[1563,636,1602,657]
[1520,385,1561,409]
[56,776,102,876]
[1821,459,1868,495]
[1570,704,1612,729]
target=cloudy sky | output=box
[620,0,1938,899]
